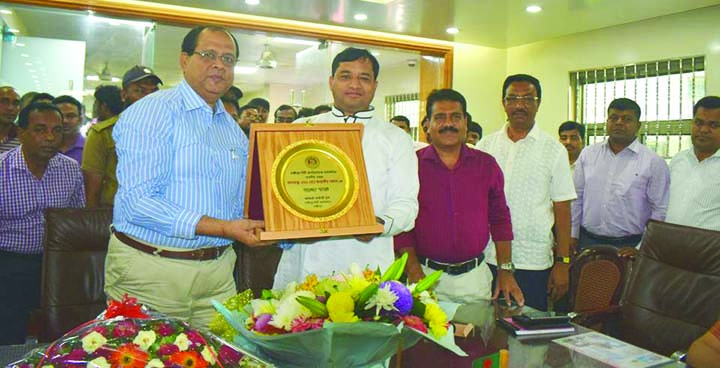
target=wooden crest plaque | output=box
[244,124,384,241]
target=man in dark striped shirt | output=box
[395,89,524,305]
[0,102,86,344]
[0,86,20,153]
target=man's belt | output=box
[112,229,230,261]
[580,227,643,244]
[418,254,485,276]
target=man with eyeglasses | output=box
[395,89,523,305]
[571,98,669,259]
[273,47,418,289]
[273,104,297,123]
[477,74,576,311]
[665,96,720,231]
[106,26,266,328]
[0,86,21,153]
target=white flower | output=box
[201,346,216,364]
[269,290,315,330]
[86,357,110,368]
[174,333,191,351]
[81,331,107,353]
[365,283,399,316]
[132,330,157,351]
[145,359,164,368]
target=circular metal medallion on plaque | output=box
[271,140,359,222]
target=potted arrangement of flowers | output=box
[211,254,466,367]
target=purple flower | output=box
[218,345,243,365]
[112,320,139,338]
[157,322,175,337]
[381,281,414,316]
[91,326,109,336]
[95,346,114,359]
[64,348,86,360]
[254,313,274,333]
[157,344,180,356]
[185,330,205,346]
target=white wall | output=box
[503,5,720,135]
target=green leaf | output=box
[413,270,443,295]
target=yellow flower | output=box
[81,331,107,353]
[174,333,191,351]
[201,346,216,364]
[132,330,157,351]
[299,274,319,292]
[326,291,359,323]
[144,359,164,368]
[86,357,110,368]
[423,302,448,338]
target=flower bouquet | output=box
[9,295,270,368]
[211,254,466,368]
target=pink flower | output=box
[157,323,175,336]
[218,345,243,365]
[92,326,109,336]
[185,330,205,346]
[157,344,180,356]
[112,320,139,338]
[254,314,272,333]
[290,317,324,333]
[64,348,87,361]
[398,315,428,334]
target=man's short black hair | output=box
[468,122,483,138]
[331,47,380,80]
[221,96,240,114]
[225,86,243,101]
[17,102,63,129]
[181,25,239,58]
[30,92,55,105]
[426,88,467,119]
[274,104,297,118]
[693,96,720,116]
[314,105,331,115]
[94,85,123,116]
[248,97,269,111]
[502,74,542,100]
[390,115,410,125]
[608,98,641,120]
[558,120,585,137]
[298,107,315,118]
[52,95,84,114]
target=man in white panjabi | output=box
[273,47,419,288]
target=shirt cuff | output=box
[379,214,394,235]
[172,210,204,240]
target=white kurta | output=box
[273,107,419,288]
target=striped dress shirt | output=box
[0,146,86,254]
[112,79,248,249]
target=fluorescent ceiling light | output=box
[86,75,100,81]
[8,28,19,33]
[20,53,29,57]
[24,62,32,66]
[235,66,258,74]
[526,5,542,13]
[272,36,319,46]
[245,0,260,5]
[88,14,153,28]
[15,43,25,47]
[354,13,368,21]
[0,9,12,15]
[360,0,395,4]
[446,27,459,35]
[111,77,121,83]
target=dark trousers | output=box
[578,227,643,251]
[0,250,42,345]
[489,264,551,311]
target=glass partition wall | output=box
[0,1,451,139]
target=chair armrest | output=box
[569,305,621,327]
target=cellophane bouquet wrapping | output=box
[210,254,466,368]
[9,295,271,368]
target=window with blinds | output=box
[385,93,420,139]
[569,56,705,159]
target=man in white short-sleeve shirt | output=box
[477,74,576,311]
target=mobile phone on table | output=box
[511,314,570,326]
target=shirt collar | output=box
[502,122,539,142]
[71,134,85,150]
[179,79,216,113]
[331,105,375,123]
[421,143,474,166]
[8,146,62,173]
[604,137,641,154]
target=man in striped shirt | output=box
[106,25,266,328]
[0,102,85,344]
[0,86,20,153]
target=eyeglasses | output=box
[432,112,464,124]
[607,115,637,125]
[504,95,539,105]
[693,119,720,130]
[191,50,237,66]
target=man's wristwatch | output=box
[498,262,515,273]
[554,256,571,264]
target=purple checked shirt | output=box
[394,145,513,263]
[571,139,670,238]
[0,146,86,254]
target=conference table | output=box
[396,300,686,368]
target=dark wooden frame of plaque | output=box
[244,123,384,241]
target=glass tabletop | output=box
[396,300,686,368]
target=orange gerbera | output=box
[108,343,149,368]
[168,351,209,368]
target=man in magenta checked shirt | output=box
[395,89,524,305]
